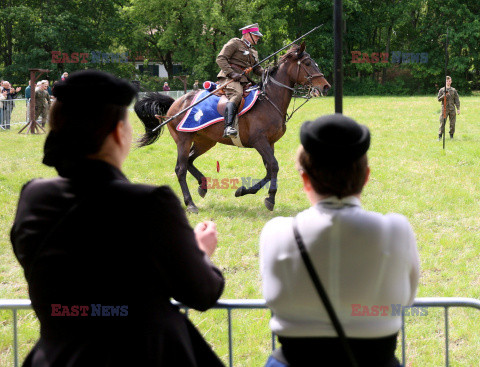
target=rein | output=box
[261,54,324,123]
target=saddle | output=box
[203,81,252,115]
[175,83,260,134]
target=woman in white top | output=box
[260,114,419,367]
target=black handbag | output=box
[292,218,359,367]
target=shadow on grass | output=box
[192,198,302,220]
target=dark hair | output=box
[297,146,368,198]
[43,70,137,176]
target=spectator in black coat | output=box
[11,70,225,367]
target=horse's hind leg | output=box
[188,137,217,198]
[235,141,278,211]
[175,134,199,213]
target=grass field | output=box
[1,95,480,366]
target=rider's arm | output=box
[216,39,237,77]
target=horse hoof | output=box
[198,186,207,198]
[235,186,247,197]
[186,204,199,214]
[264,198,275,211]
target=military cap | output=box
[300,114,370,165]
[53,70,137,106]
[239,23,263,37]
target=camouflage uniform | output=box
[216,37,263,106]
[437,86,460,137]
[35,88,51,126]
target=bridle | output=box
[260,52,325,123]
[295,54,325,86]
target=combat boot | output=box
[223,102,238,138]
[438,134,442,141]
[450,134,454,139]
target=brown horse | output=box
[135,42,330,213]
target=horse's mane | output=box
[258,44,301,88]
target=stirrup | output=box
[223,127,238,138]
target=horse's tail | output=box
[134,92,175,147]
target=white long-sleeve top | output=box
[260,196,419,338]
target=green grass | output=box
[1,96,480,366]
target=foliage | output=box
[0,0,132,83]
[1,0,479,93]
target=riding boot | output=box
[223,102,238,138]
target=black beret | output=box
[300,114,370,165]
[53,70,137,106]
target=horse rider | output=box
[216,23,264,138]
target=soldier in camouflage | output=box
[437,76,460,140]
[216,23,264,138]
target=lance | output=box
[152,24,324,132]
[442,29,448,150]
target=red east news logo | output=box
[51,304,128,316]
[351,51,389,64]
[200,176,278,190]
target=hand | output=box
[229,72,242,81]
[194,221,217,257]
[457,110,460,115]
[15,87,21,92]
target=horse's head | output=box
[282,42,331,96]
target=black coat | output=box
[1,88,17,108]
[11,159,225,367]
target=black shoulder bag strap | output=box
[292,217,359,367]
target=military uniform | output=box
[216,37,263,105]
[35,88,51,126]
[216,23,264,138]
[437,86,460,137]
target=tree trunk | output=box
[382,25,393,85]
[165,52,174,79]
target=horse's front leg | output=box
[235,141,278,211]
[175,136,199,214]
[187,138,216,199]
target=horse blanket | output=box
[176,87,260,132]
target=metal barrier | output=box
[0,99,30,129]
[0,91,188,130]
[1,297,480,367]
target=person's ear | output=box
[301,171,313,192]
[111,121,127,146]
[364,166,370,187]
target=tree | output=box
[0,0,132,83]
